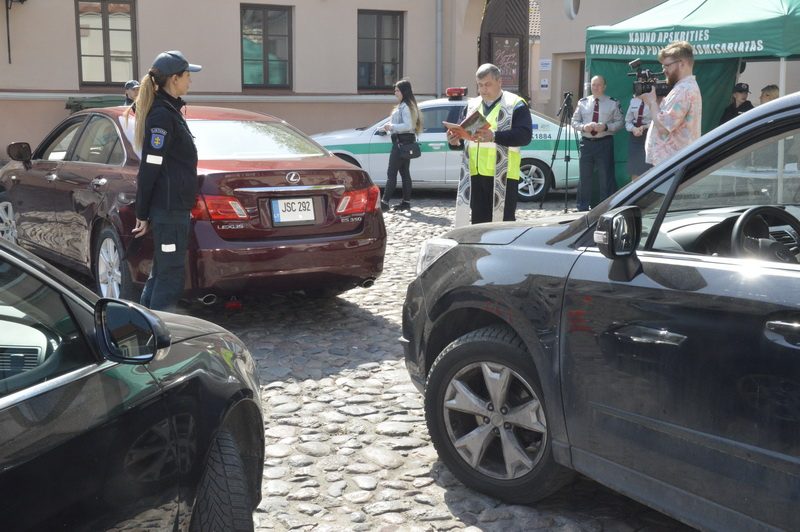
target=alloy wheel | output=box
[0,201,18,243]
[442,360,547,480]
[517,163,546,200]
[97,237,123,298]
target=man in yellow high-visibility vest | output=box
[448,63,532,226]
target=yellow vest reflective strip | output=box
[467,93,525,180]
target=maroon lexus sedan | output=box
[1,106,386,303]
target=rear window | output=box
[190,120,326,160]
[119,117,326,160]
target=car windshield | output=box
[119,117,326,160]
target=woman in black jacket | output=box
[125,50,201,311]
[719,82,754,125]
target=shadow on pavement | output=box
[189,291,404,384]
[427,460,696,531]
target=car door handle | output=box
[612,325,686,347]
[429,143,445,149]
[91,177,108,188]
[765,320,800,347]
[44,173,58,182]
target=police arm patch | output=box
[150,127,167,150]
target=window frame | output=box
[240,3,293,90]
[0,251,98,401]
[601,118,800,257]
[357,9,404,92]
[74,0,139,87]
[69,115,127,166]
[34,116,90,162]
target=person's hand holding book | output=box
[472,127,494,142]
[444,109,492,143]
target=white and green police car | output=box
[312,89,579,202]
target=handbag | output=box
[397,141,421,160]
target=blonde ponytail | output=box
[124,70,166,152]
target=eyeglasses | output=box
[662,60,682,70]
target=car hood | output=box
[154,310,230,343]
[446,212,584,245]
[312,128,370,142]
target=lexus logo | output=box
[285,172,301,184]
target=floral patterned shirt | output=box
[645,75,702,166]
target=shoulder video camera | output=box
[627,58,671,97]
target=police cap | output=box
[152,50,202,76]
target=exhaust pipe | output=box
[360,278,375,289]
[198,293,218,306]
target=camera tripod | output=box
[541,91,581,213]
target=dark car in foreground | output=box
[403,92,800,530]
[0,239,264,531]
[1,106,386,303]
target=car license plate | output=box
[271,197,315,225]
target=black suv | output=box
[402,92,800,531]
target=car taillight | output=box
[191,194,248,221]
[336,185,380,216]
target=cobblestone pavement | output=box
[189,192,695,532]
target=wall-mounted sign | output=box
[539,59,552,71]
[540,78,550,90]
[491,35,520,93]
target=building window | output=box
[358,10,402,90]
[75,1,137,85]
[241,5,291,88]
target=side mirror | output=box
[7,142,32,170]
[594,206,642,260]
[94,298,171,364]
[375,128,388,136]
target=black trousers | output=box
[140,208,190,312]
[577,136,616,211]
[470,175,519,224]
[383,134,414,203]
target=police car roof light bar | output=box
[446,87,468,99]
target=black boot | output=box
[391,201,411,212]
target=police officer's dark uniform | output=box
[719,83,754,125]
[136,52,201,311]
[123,79,139,106]
[571,93,624,211]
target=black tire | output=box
[190,430,254,532]
[334,153,362,168]
[424,325,574,503]
[93,225,137,300]
[517,159,551,202]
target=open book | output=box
[443,110,490,140]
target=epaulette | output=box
[579,97,588,102]
[610,97,618,101]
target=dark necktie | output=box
[591,98,599,136]
[635,103,644,127]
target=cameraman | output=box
[639,41,702,166]
[571,75,623,211]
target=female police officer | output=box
[125,50,201,311]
